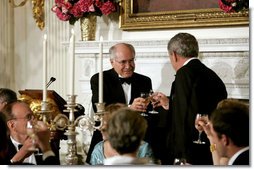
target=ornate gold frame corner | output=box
[119,0,249,31]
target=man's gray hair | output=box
[167,33,199,58]
[109,43,136,59]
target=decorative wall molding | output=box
[63,38,249,55]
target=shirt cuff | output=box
[42,150,55,160]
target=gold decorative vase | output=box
[80,15,97,41]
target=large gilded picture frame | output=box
[119,0,249,30]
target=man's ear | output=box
[110,59,114,65]
[172,51,178,62]
[221,134,230,146]
[7,120,15,130]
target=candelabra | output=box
[93,102,105,130]
[39,93,106,165]
[39,100,55,131]
[52,94,105,165]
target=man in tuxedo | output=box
[208,99,249,165]
[1,100,59,165]
[87,43,157,163]
[153,33,227,164]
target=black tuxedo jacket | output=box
[7,137,59,165]
[90,68,152,112]
[166,59,227,165]
[233,149,249,165]
[87,68,153,163]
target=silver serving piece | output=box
[54,95,105,165]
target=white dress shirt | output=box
[10,136,37,164]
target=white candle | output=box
[42,34,47,102]
[69,29,75,95]
[99,36,103,103]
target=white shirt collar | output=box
[10,136,21,151]
[183,57,198,66]
[228,146,249,165]
[10,136,37,164]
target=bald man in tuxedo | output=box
[87,43,165,164]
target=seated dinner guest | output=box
[200,99,249,165]
[0,88,17,111]
[104,108,155,165]
[90,103,154,165]
[1,100,60,165]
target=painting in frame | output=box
[119,0,249,30]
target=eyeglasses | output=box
[12,113,35,121]
[114,58,135,66]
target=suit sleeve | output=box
[173,70,194,158]
[90,74,99,112]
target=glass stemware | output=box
[140,92,150,116]
[148,89,159,114]
[26,120,39,152]
[173,158,187,165]
[193,113,208,144]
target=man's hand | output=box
[35,121,51,153]
[129,97,149,112]
[151,92,170,110]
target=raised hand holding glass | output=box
[26,120,39,151]
[193,113,208,144]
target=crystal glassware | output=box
[26,120,39,151]
[193,113,208,144]
[148,89,159,114]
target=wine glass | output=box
[173,158,187,165]
[26,120,39,152]
[148,89,159,114]
[193,113,208,144]
[140,92,150,116]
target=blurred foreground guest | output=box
[90,103,154,165]
[104,108,155,165]
[0,88,17,111]
[0,113,9,164]
[200,99,249,165]
[1,100,60,165]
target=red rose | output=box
[100,1,116,15]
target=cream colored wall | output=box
[1,1,250,100]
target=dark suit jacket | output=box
[90,68,152,112]
[87,68,153,163]
[166,59,227,165]
[7,137,59,165]
[232,149,249,165]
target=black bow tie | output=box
[119,77,132,84]
[18,144,23,150]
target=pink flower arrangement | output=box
[52,0,120,25]
[218,0,248,12]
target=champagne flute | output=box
[148,89,159,114]
[140,92,150,116]
[26,120,39,151]
[193,113,208,144]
